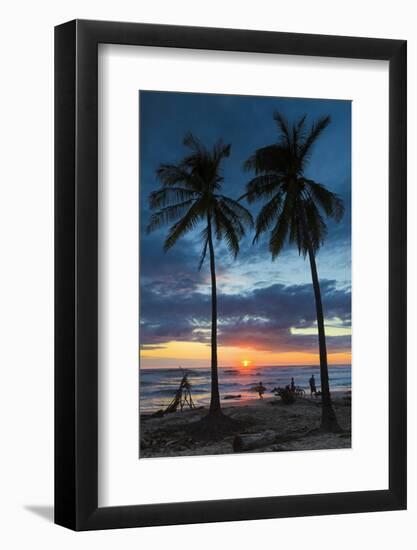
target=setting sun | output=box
[242,359,251,368]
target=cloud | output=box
[140,278,351,353]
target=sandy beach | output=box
[140,394,351,458]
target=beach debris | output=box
[223,394,242,400]
[272,385,305,403]
[272,386,295,404]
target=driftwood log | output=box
[233,427,315,452]
[233,430,277,452]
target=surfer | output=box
[257,381,266,399]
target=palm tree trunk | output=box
[207,216,221,415]
[307,245,341,432]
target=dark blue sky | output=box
[139,91,351,367]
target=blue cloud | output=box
[140,279,351,353]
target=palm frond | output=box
[156,164,196,189]
[149,187,197,209]
[288,209,303,255]
[240,174,283,203]
[273,111,291,147]
[300,115,331,162]
[303,178,344,221]
[268,193,294,259]
[212,205,224,242]
[243,145,291,175]
[181,139,230,194]
[213,207,240,258]
[146,199,195,234]
[217,200,245,240]
[163,201,204,251]
[183,132,204,154]
[295,114,307,138]
[303,198,328,254]
[182,133,210,175]
[217,196,254,228]
[292,115,307,154]
[212,139,231,165]
[252,192,283,243]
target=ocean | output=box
[139,365,351,413]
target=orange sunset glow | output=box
[140,340,351,369]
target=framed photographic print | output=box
[55,20,407,530]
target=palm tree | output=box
[242,112,345,432]
[147,133,253,418]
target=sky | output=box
[139,91,351,369]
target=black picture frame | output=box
[55,19,407,531]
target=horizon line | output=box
[140,363,351,370]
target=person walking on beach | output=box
[290,377,295,392]
[309,374,316,397]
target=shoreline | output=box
[139,364,351,414]
[140,389,351,415]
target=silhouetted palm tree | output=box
[147,133,253,417]
[242,113,344,432]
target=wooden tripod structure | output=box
[164,374,196,414]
